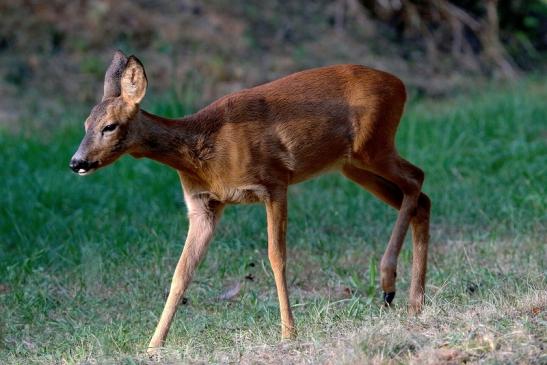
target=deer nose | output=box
[69,158,93,174]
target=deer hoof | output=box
[147,346,163,360]
[409,299,424,315]
[383,291,395,306]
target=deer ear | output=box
[102,50,128,100]
[120,55,147,105]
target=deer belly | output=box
[219,185,269,204]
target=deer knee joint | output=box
[411,194,431,229]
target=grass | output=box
[0,79,546,364]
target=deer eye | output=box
[102,123,118,134]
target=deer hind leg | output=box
[147,194,224,354]
[408,192,430,313]
[342,161,430,312]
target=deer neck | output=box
[130,108,219,177]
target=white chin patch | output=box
[78,169,95,176]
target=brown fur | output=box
[70,51,431,353]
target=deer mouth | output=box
[70,159,99,176]
[77,168,96,176]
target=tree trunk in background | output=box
[482,0,517,78]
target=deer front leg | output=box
[265,189,296,339]
[147,195,224,354]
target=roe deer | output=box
[70,50,431,353]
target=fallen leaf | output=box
[466,282,478,294]
[335,286,354,298]
[0,283,10,294]
[480,333,496,351]
[219,282,241,301]
[412,348,468,365]
[435,348,466,361]
[22,339,36,351]
[343,287,354,296]
[245,274,255,281]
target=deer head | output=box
[70,50,148,175]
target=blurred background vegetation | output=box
[0,0,545,131]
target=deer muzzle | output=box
[69,157,98,176]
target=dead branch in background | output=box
[358,0,518,78]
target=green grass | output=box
[0,80,546,364]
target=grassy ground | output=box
[0,79,545,364]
